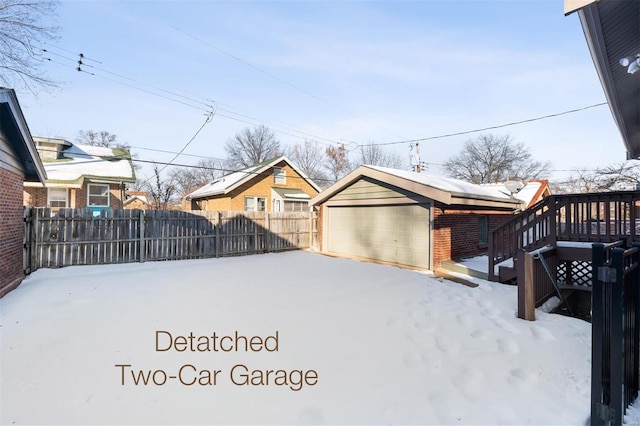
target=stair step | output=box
[439,260,488,280]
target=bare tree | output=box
[554,161,640,193]
[169,158,222,199]
[75,130,130,149]
[324,144,352,184]
[357,142,405,169]
[225,125,282,169]
[286,139,328,185]
[144,165,177,210]
[444,134,550,184]
[0,0,60,91]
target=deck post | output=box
[517,249,535,321]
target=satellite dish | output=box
[505,180,525,195]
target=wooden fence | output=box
[23,208,318,271]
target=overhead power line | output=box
[368,102,608,147]
[41,43,610,155]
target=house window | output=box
[284,200,308,212]
[88,184,110,207]
[274,168,286,185]
[48,188,68,209]
[479,215,489,246]
[245,196,266,212]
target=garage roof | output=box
[310,165,523,210]
[566,0,640,159]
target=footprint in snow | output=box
[530,325,556,341]
[470,329,491,340]
[497,338,520,355]
[456,313,474,328]
[507,368,539,390]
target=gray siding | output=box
[0,127,24,175]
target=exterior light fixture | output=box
[619,54,640,74]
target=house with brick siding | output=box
[23,137,136,213]
[310,165,524,271]
[185,156,320,212]
[0,88,46,296]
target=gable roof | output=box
[185,156,321,200]
[24,141,136,188]
[311,165,523,210]
[0,88,46,182]
[479,179,551,208]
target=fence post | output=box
[632,243,640,405]
[265,212,271,253]
[215,212,221,258]
[591,243,605,426]
[610,247,625,425]
[139,210,145,263]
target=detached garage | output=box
[311,166,522,271]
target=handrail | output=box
[489,191,640,281]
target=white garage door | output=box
[326,204,430,269]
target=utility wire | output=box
[368,102,608,147]
[141,109,216,184]
[42,44,610,154]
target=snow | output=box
[44,143,135,182]
[366,165,518,202]
[480,181,543,207]
[0,250,621,424]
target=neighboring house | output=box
[23,137,136,213]
[310,165,523,271]
[480,179,551,209]
[123,190,151,210]
[0,88,46,296]
[185,156,320,212]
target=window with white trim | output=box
[88,184,110,207]
[48,188,68,209]
[273,168,286,184]
[244,196,266,212]
[284,200,308,212]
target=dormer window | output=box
[274,167,286,184]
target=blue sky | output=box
[17,0,623,182]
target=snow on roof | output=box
[479,181,545,207]
[186,156,320,200]
[43,143,135,183]
[366,165,516,201]
[186,163,263,199]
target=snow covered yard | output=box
[1,251,594,424]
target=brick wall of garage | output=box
[432,202,512,268]
[0,167,26,296]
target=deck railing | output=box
[489,191,640,282]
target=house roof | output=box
[123,195,149,206]
[24,141,136,188]
[566,0,640,159]
[0,88,46,183]
[185,156,321,200]
[310,165,524,210]
[479,179,550,208]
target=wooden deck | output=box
[489,191,640,283]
